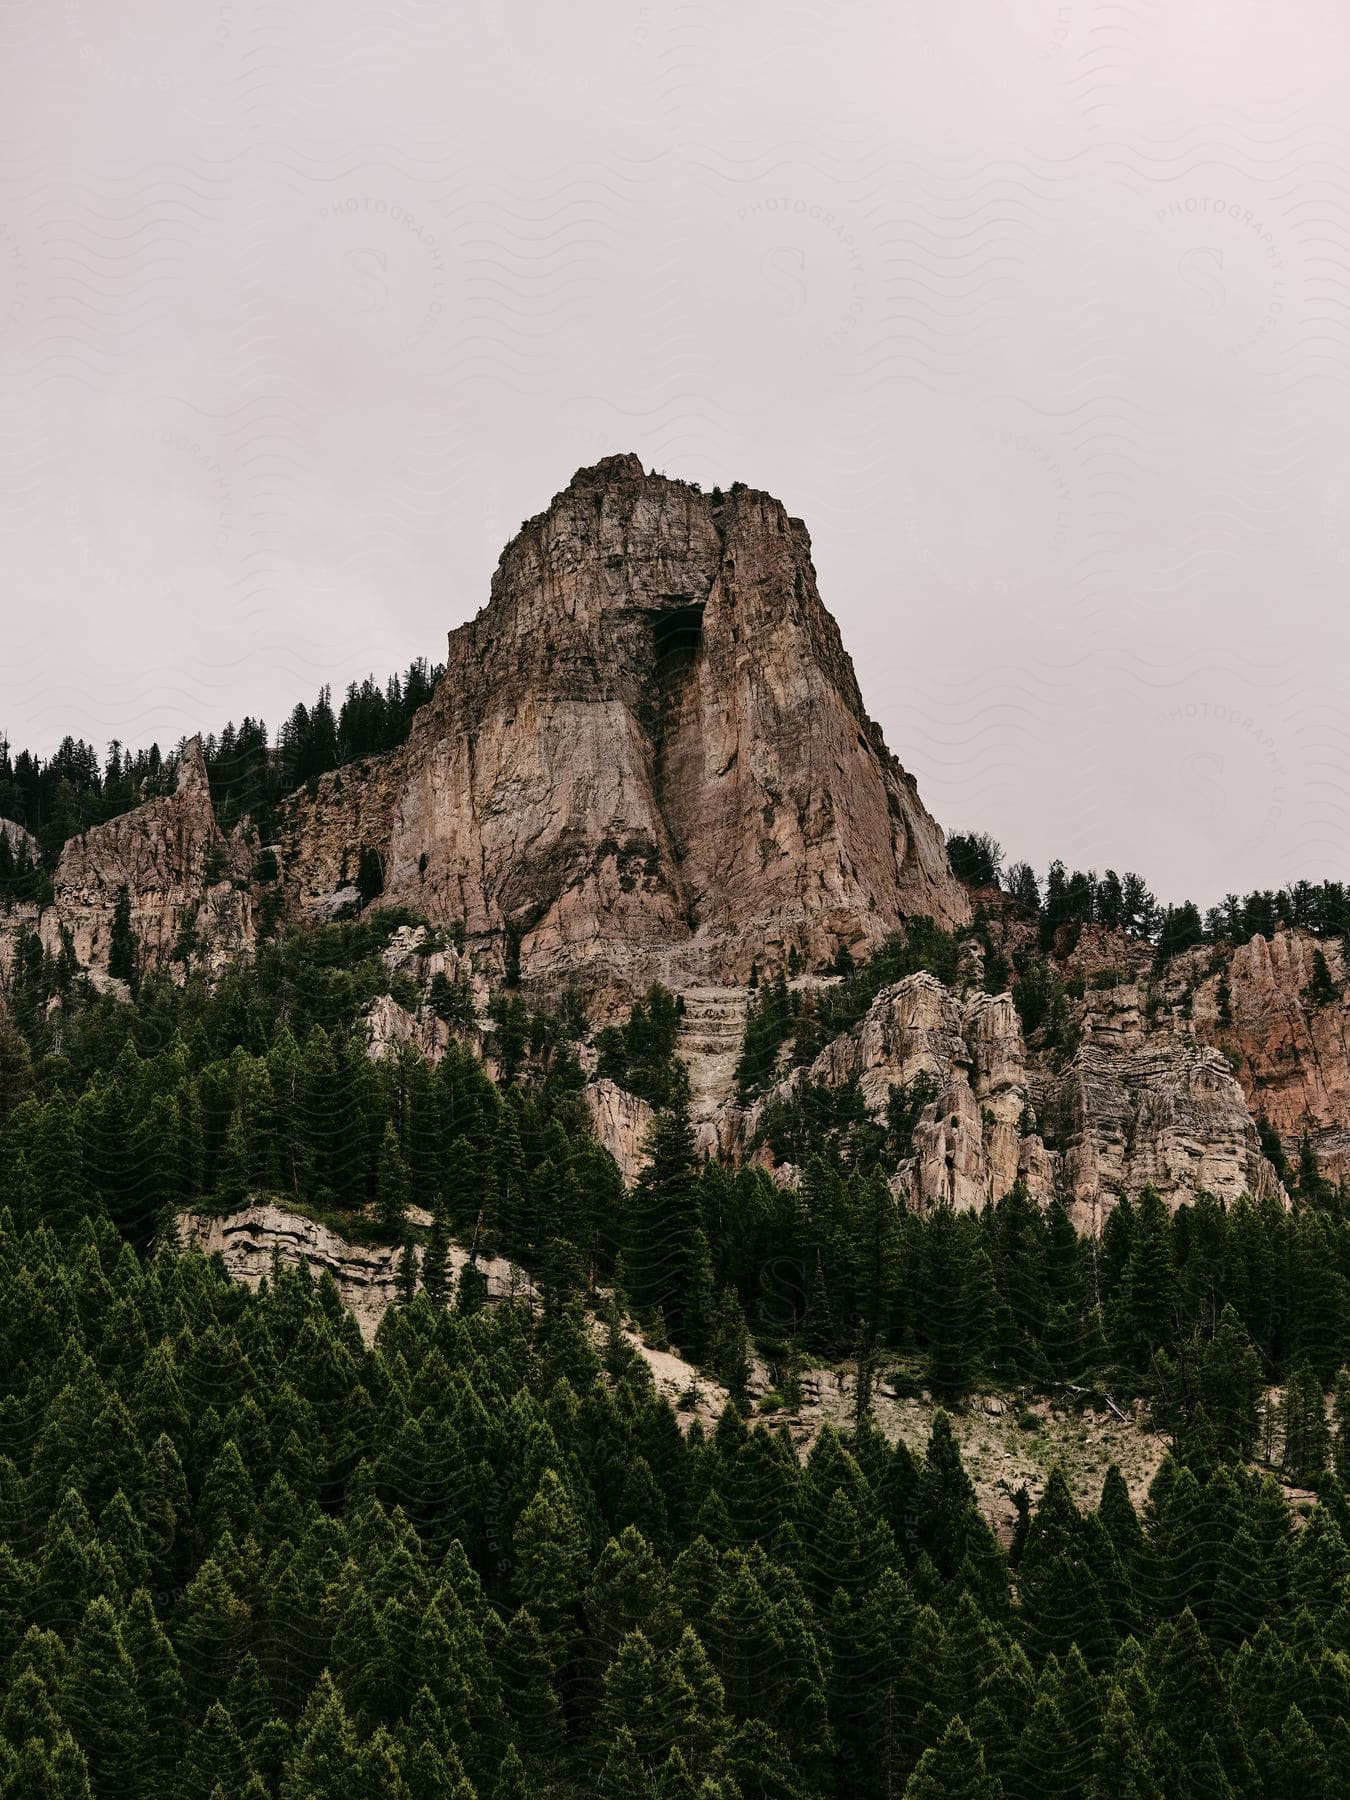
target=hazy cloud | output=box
[2,0,1349,902]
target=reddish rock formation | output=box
[278,455,968,997]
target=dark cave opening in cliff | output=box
[652,601,705,683]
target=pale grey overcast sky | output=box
[2,0,1349,903]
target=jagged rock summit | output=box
[48,735,253,976]
[279,454,968,994]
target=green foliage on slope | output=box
[4,909,1350,1793]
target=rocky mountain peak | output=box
[280,456,969,995]
[4,459,1349,1223]
[174,733,211,798]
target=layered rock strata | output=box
[176,1202,531,1345]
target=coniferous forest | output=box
[2,888,1350,1797]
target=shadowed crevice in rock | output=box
[650,599,708,931]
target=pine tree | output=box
[597,1726,650,1800]
[491,1743,533,1800]
[802,1247,841,1359]
[60,1595,148,1797]
[1113,1187,1177,1381]
[422,1202,451,1307]
[181,1702,255,1800]
[1011,1690,1078,1799]
[280,1674,361,1800]
[107,887,138,987]
[850,1167,901,1347]
[1197,1305,1264,1462]
[500,1607,563,1762]
[198,1438,256,1543]
[30,1089,91,1234]
[456,1258,488,1316]
[6,1733,95,1799]
[175,1557,251,1715]
[1289,1504,1350,1618]
[0,1008,32,1124]
[378,1122,410,1238]
[512,1468,588,1667]
[628,1098,701,1343]
[1152,1610,1253,1794]
[922,1206,996,1397]
[713,1718,812,1799]
[123,1587,187,1779]
[706,1291,753,1409]
[1271,1704,1333,1793]
[916,1413,1006,1611]
[356,1725,411,1797]
[1280,1361,1330,1482]
[600,1629,681,1769]
[901,1716,1001,1799]
[1333,1365,1350,1488]
[1088,1687,1160,1799]
[682,1229,717,1365]
[1305,947,1340,1007]
[1019,1469,1114,1669]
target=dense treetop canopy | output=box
[2,903,1350,1793]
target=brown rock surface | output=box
[46,737,253,974]
[364,992,453,1065]
[0,819,39,864]
[742,960,1287,1224]
[584,1078,655,1184]
[176,1202,533,1345]
[278,455,967,998]
[1047,1041,1281,1231]
[20,458,1349,1219]
[1219,931,1350,1181]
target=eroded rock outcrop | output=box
[365,992,453,1065]
[46,737,253,975]
[20,457,1346,1219]
[807,972,970,1113]
[584,1078,655,1184]
[0,819,39,865]
[740,962,1287,1224]
[279,456,967,999]
[176,1202,532,1344]
[1045,1041,1281,1231]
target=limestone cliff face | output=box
[279,455,967,997]
[1044,927,1350,1192]
[46,737,253,974]
[741,965,1286,1225]
[968,902,1350,1188]
[584,1078,655,1184]
[365,992,454,1065]
[0,819,39,864]
[1045,1041,1281,1231]
[22,455,1347,1220]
